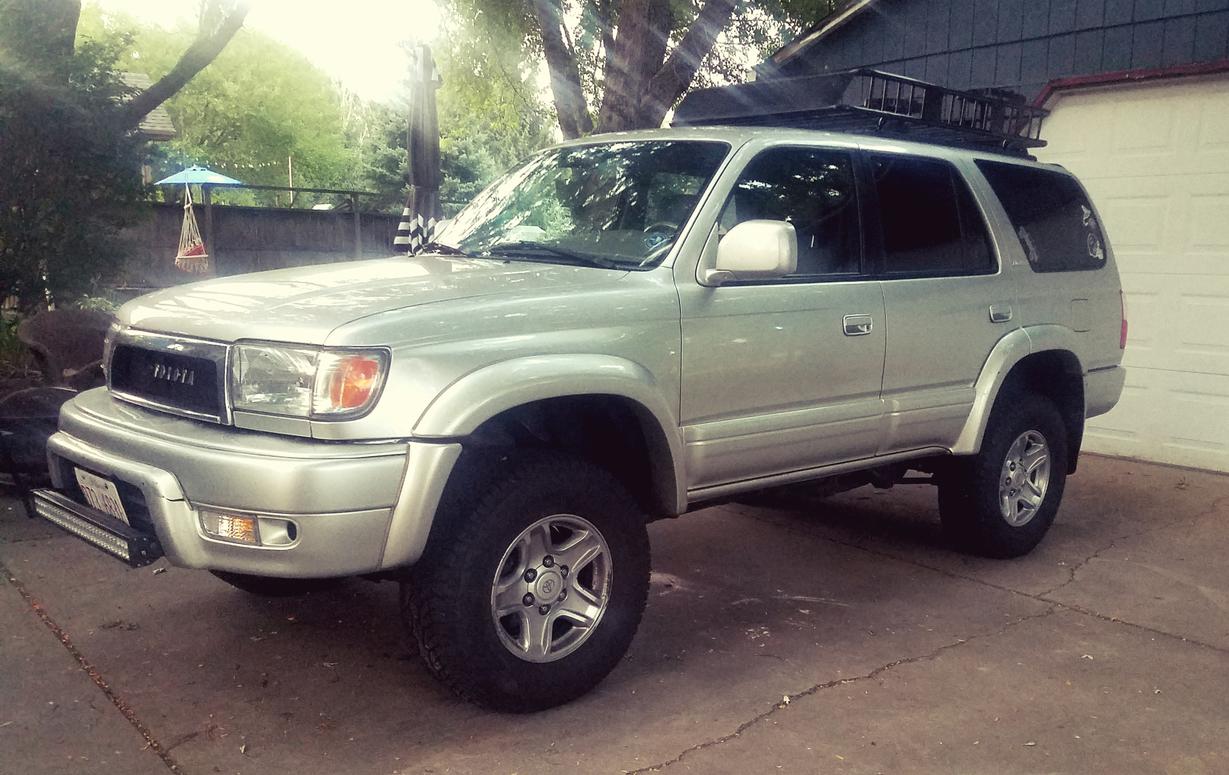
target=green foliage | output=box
[77,8,359,204]
[450,0,828,130]
[0,314,35,380]
[360,20,555,215]
[0,32,149,312]
[78,7,554,215]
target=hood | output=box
[120,255,626,344]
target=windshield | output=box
[432,140,730,269]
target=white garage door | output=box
[1038,74,1229,473]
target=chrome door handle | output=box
[843,313,873,336]
[989,304,1013,323]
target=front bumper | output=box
[39,389,460,577]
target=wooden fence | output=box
[113,203,403,290]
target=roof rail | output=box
[672,68,1048,157]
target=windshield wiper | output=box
[483,241,622,270]
[418,241,476,257]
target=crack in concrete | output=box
[742,506,1229,656]
[626,606,1058,774]
[0,560,184,774]
[1038,494,1229,598]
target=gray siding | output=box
[766,0,1229,99]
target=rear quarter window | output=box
[976,160,1107,272]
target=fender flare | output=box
[951,326,1084,455]
[412,354,687,514]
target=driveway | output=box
[2,454,1226,775]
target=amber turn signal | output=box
[312,350,388,417]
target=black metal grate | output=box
[673,69,1048,157]
[109,343,224,421]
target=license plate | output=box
[74,468,130,525]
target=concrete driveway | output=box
[2,454,1226,775]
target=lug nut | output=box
[522,593,535,606]
[542,555,555,568]
[538,604,551,615]
[560,565,569,577]
[524,568,537,582]
[558,589,568,601]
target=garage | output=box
[758,0,1229,473]
[1038,72,1229,473]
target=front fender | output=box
[412,354,687,511]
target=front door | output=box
[678,145,887,491]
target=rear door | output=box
[863,150,1016,454]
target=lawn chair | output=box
[17,309,112,390]
[0,386,75,517]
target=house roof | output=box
[121,73,177,141]
[769,0,874,68]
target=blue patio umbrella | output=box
[153,167,242,273]
[154,165,243,186]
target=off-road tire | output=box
[210,571,341,597]
[401,452,650,712]
[939,392,1068,558]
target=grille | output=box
[108,331,229,423]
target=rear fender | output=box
[952,326,1083,455]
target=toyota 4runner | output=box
[33,72,1125,711]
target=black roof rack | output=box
[673,69,1048,158]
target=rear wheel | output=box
[939,392,1068,558]
[402,453,650,712]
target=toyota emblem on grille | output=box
[151,362,196,386]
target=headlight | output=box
[230,344,388,419]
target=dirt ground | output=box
[2,453,1226,775]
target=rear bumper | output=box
[1085,364,1126,419]
[41,389,461,577]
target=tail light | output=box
[1119,290,1128,350]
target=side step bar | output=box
[31,489,164,568]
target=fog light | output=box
[200,509,261,545]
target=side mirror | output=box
[703,220,798,286]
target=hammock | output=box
[175,186,209,274]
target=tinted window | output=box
[870,154,994,276]
[719,147,861,278]
[977,160,1106,272]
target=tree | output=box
[0,35,147,310]
[456,0,835,137]
[0,0,250,132]
[362,29,555,214]
[0,0,250,309]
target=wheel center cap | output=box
[534,570,564,599]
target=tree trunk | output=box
[596,0,669,132]
[115,1,251,130]
[531,0,594,139]
[643,0,738,128]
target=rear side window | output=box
[869,154,994,277]
[976,160,1106,272]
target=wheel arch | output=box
[954,327,1086,473]
[413,355,687,518]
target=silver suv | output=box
[34,125,1125,711]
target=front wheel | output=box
[939,393,1068,558]
[402,454,650,712]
